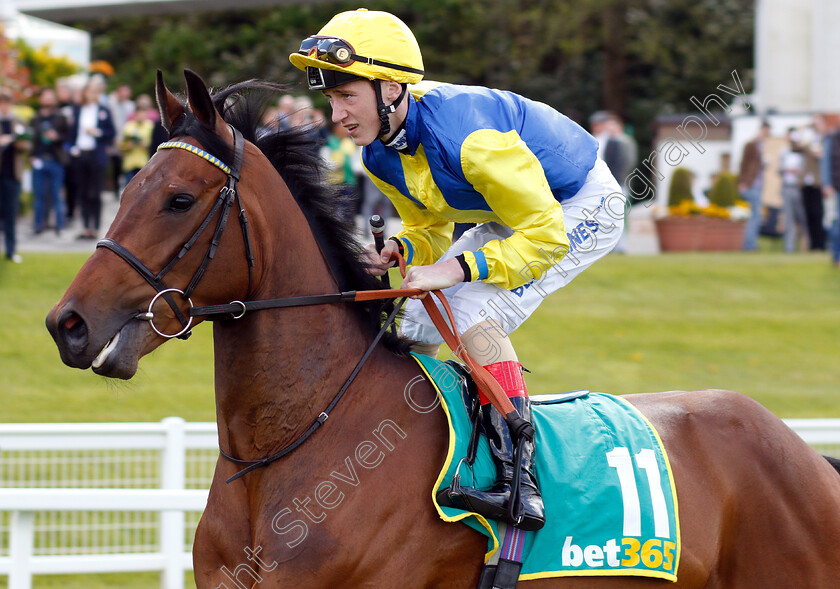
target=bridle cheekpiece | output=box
[96,125,253,340]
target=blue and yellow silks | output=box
[412,354,681,583]
[362,82,598,289]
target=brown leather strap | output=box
[374,253,517,417]
[419,291,516,416]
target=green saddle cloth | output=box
[412,354,680,583]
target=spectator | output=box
[68,80,116,240]
[289,98,328,152]
[591,111,637,188]
[290,95,315,128]
[276,94,296,130]
[57,78,80,221]
[0,89,29,263]
[119,94,156,188]
[801,117,827,250]
[590,110,635,253]
[824,115,840,267]
[258,106,279,135]
[108,84,135,194]
[739,121,771,251]
[30,88,70,236]
[779,127,806,253]
[55,80,75,111]
[321,121,360,220]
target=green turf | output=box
[508,252,840,418]
[0,253,216,423]
[1,251,839,588]
[2,251,839,424]
[25,573,195,589]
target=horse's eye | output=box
[169,194,194,212]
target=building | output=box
[1,0,90,67]
[651,0,840,209]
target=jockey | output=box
[290,9,625,532]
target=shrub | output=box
[667,168,693,207]
[707,172,739,209]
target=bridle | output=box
[95,124,413,483]
[96,123,528,487]
[96,126,254,340]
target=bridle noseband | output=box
[97,126,254,339]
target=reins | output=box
[101,125,528,484]
[217,253,524,484]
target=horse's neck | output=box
[219,313,415,434]
[209,176,421,462]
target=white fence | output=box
[0,418,839,589]
[0,418,218,589]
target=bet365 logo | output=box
[562,536,677,571]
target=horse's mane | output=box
[168,80,411,355]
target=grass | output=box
[0,253,216,424]
[26,573,195,589]
[2,251,839,424]
[510,252,840,417]
[1,250,839,588]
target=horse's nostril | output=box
[63,314,81,331]
[60,310,88,351]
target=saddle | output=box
[414,354,681,587]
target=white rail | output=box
[0,418,838,589]
[0,489,207,587]
[0,417,217,589]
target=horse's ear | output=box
[184,69,229,138]
[155,70,184,136]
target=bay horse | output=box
[46,70,840,588]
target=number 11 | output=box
[606,447,670,538]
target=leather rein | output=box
[97,126,527,484]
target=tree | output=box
[12,38,81,92]
[0,25,33,101]
[70,0,755,161]
[1,25,82,104]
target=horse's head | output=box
[46,70,274,379]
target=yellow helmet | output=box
[289,9,424,89]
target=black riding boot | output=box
[441,397,545,531]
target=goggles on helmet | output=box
[298,36,425,76]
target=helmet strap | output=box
[375,80,408,140]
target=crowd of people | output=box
[3,73,840,268]
[737,114,840,263]
[0,78,402,266]
[0,75,166,263]
[261,93,396,224]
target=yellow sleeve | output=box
[459,129,570,289]
[362,163,453,267]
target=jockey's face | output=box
[323,80,381,147]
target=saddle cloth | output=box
[412,353,680,583]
